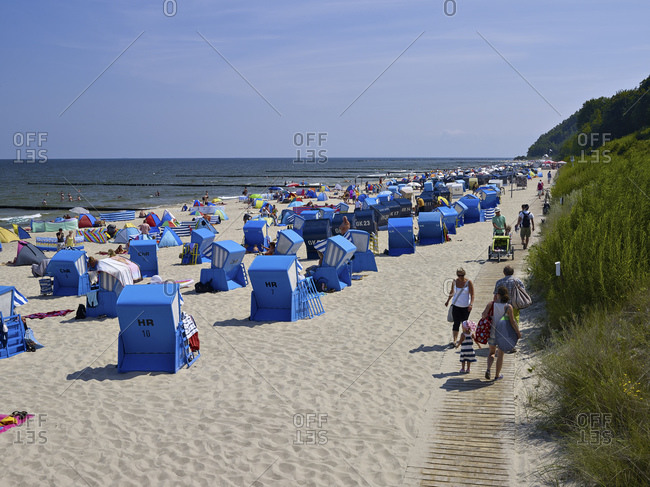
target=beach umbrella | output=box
[269,186,282,191]
[288,201,305,208]
[69,207,89,214]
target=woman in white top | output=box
[445,267,475,347]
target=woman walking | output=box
[445,267,474,347]
[482,286,522,381]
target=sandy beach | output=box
[1,177,552,486]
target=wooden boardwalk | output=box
[405,240,529,487]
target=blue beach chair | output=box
[309,235,357,291]
[387,217,415,256]
[248,255,324,322]
[116,284,199,373]
[199,240,248,292]
[46,249,91,296]
[346,230,377,272]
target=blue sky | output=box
[2,0,648,158]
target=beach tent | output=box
[15,241,46,267]
[248,255,324,322]
[113,227,140,243]
[158,227,182,248]
[0,286,27,359]
[161,220,177,227]
[346,230,377,272]
[128,240,158,278]
[0,227,19,243]
[194,217,218,234]
[86,257,136,318]
[46,249,91,296]
[116,284,199,373]
[12,225,31,239]
[309,235,356,291]
[305,189,317,198]
[317,192,328,201]
[288,200,305,208]
[199,240,248,292]
[387,218,415,256]
[160,209,176,225]
[78,214,97,228]
[145,213,162,227]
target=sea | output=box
[0,157,510,227]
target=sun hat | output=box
[495,207,501,212]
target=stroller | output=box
[488,228,514,262]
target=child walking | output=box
[455,320,480,373]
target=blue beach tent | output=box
[248,255,324,322]
[308,235,356,291]
[346,230,377,272]
[194,217,219,234]
[116,284,199,373]
[128,239,159,278]
[275,230,304,255]
[436,206,458,235]
[387,217,415,256]
[113,227,140,244]
[243,220,270,252]
[157,227,183,248]
[16,227,31,239]
[418,212,445,245]
[199,240,248,292]
[0,286,27,359]
[46,249,91,296]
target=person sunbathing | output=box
[339,216,351,234]
[263,242,276,255]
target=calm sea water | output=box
[0,157,508,226]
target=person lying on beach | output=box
[263,242,276,255]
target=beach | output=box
[1,175,552,486]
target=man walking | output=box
[516,204,534,249]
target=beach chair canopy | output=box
[345,229,370,252]
[276,230,304,255]
[418,211,444,245]
[211,240,246,271]
[248,255,299,317]
[190,228,215,262]
[321,235,356,268]
[97,257,134,292]
[387,217,415,256]
[46,249,91,296]
[302,219,332,260]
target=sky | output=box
[1,0,649,159]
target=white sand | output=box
[1,176,555,486]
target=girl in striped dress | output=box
[455,320,480,373]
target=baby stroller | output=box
[488,228,514,262]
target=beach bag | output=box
[495,315,519,352]
[474,303,493,344]
[512,282,532,309]
[446,285,461,322]
[75,304,86,319]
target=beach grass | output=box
[526,131,650,485]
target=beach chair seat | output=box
[275,230,304,255]
[345,230,377,272]
[180,243,200,265]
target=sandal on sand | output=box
[493,375,504,381]
[485,370,491,380]
[459,369,466,374]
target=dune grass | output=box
[527,132,650,485]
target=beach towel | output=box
[0,413,34,434]
[24,309,74,319]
